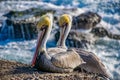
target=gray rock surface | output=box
[0,59,104,80]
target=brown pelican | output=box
[57,14,110,78]
[31,13,85,73]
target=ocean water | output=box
[0,1,120,79]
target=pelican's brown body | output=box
[34,48,84,73]
[73,48,109,78]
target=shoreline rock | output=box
[1,7,101,40]
[1,7,120,47]
[0,59,104,80]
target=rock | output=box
[0,19,37,40]
[55,27,120,49]
[72,11,101,30]
[55,30,94,49]
[1,7,55,40]
[107,32,120,40]
[1,7,120,42]
[90,27,108,37]
[3,7,55,21]
[91,27,120,40]
[0,59,104,80]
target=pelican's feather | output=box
[73,48,110,78]
[51,49,85,69]
[47,47,66,56]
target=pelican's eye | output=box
[40,25,47,30]
[62,22,68,27]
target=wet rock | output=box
[55,27,120,49]
[91,27,120,40]
[72,11,101,30]
[3,7,55,21]
[55,31,94,49]
[0,19,37,40]
[107,32,120,40]
[1,7,120,42]
[90,27,108,37]
[0,7,55,40]
[17,23,37,40]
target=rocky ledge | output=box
[1,7,120,48]
[0,59,104,80]
[0,7,101,40]
[55,27,120,49]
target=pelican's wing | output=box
[74,48,110,78]
[51,49,85,69]
[47,47,66,57]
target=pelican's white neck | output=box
[57,15,72,49]
[57,28,67,49]
[39,13,53,51]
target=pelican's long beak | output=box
[31,29,45,66]
[60,23,68,45]
[31,13,52,66]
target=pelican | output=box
[31,13,85,73]
[57,14,110,78]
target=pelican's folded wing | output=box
[51,50,85,69]
[73,48,110,78]
[47,47,66,57]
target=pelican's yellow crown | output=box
[59,14,70,27]
[37,15,51,29]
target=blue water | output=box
[0,1,120,79]
[41,0,120,14]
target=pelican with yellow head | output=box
[57,14,110,78]
[57,14,72,49]
[31,13,85,73]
